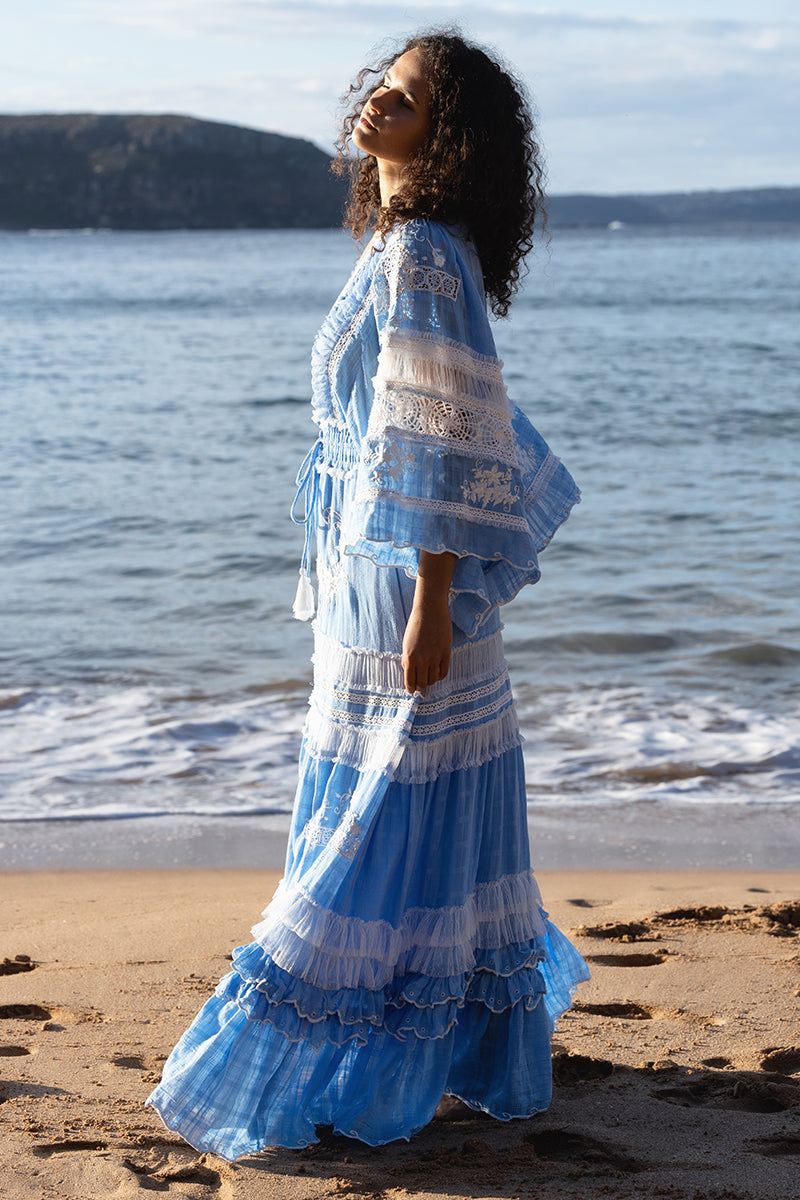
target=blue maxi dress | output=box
[146,219,589,1159]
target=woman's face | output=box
[353,47,431,168]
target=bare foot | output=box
[434,1096,479,1121]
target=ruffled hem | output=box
[222,936,548,1047]
[250,870,549,991]
[146,915,588,1159]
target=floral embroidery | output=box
[317,507,347,600]
[333,817,363,861]
[318,553,347,601]
[461,463,521,511]
[331,789,354,815]
[365,440,417,487]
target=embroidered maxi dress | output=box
[146,219,590,1158]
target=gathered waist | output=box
[290,424,360,614]
[318,423,360,479]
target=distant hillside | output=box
[0,113,797,230]
[548,187,800,227]
[0,113,345,229]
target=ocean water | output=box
[1,225,799,839]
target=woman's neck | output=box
[377,161,405,208]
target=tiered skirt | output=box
[147,623,589,1159]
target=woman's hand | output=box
[402,551,456,693]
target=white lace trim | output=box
[327,288,373,409]
[352,486,532,537]
[366,332,516,467]
[312,626,506,694]
[414,670,510,715]
[377,330,507,400]
[301,714,402,775]
[302,813,362,862]
[251,869,547,990]
[368,383,517,465]
[315,663,508,717]
[305,627,518,777]
[379,241,461,303]
[411,693,514,739]
[304,703,522,785]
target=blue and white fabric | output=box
[147,220,589,1159]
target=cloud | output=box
[5,2,799,191]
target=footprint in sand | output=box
[571,999,706,1026]
[651,905,730,923]
[2,1081,70,1102]
[572,920,661,943]
[121,1153,223,1188]
[653,1068,800,1113]
[572,1000,656,1021]
[0,1003,103,1034]
[0,1045,31,1057]
[0,1004,52,1021]
[585,950,672,967]
[110,1051,166,1083]
[748,1134,800,1158]
[651,901,800,938]
[524,1129,643,1174]
[0,956,36,976]
[760,1047,800,1075]
[33,1139,226,1191]
[552,1052,614,1084]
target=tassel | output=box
[293,567,315,621]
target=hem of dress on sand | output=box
[146,1082,558,1156]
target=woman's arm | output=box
[401,550,457,693]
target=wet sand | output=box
[2,868,799,1199]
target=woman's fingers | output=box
[403,653,451,693]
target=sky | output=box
[2,1,798,194]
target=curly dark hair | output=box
[333,30,546,318]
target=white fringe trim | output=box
[304,702,522,783]
[367,331,517,467]
[307,627,518,778]
[251,870,547,990]
[303,708,410,775]
[312,625,506,694]
[376,330,508,405]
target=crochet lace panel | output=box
[366,331,517,469]
[377,239,462,305]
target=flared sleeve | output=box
[343,220,580,635]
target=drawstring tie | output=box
[290,438,322,620]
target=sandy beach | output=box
[2,867,799,1200]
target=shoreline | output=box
[1,800,796,872]
[2,867,798,1199]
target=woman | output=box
[147,31,589,1157]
